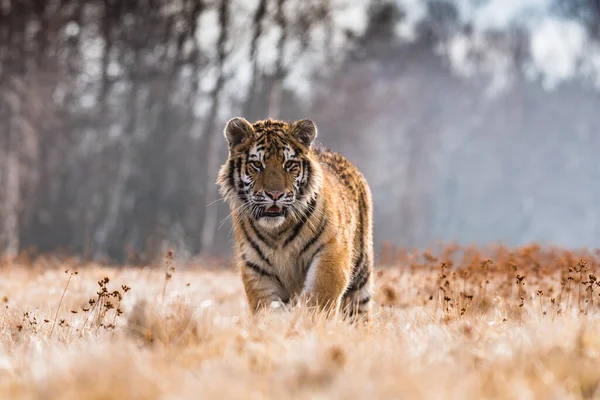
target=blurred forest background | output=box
[1,0,600,263]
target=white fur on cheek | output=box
[283,146,296,160]
[249,146,264,161]
[240,171,252,186]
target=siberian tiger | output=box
[217,117,374,319]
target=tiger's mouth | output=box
[260,205,285,218]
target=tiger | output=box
[216,117,374,319]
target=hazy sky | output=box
[396,0,600,93]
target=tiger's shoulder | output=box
[310,142,372,203]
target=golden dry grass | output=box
[2,244,600,399]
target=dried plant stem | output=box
[50,272,74,338]
[81,294,100,334]
[162,250,175,303]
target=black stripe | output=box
[359,296,371,305]
[303,161,311,184]
[346,307,367,318]
[301,160,308,182]
[297,161,306,190]
[299,218,327,256]
[298,161,311,199]
[240,222,271,266]
[356,194,371,292]
[235,158,249,198]
[353,269,371,292]
[344,293,371,316]
[347,264,369,293]
[283,196,317,247]
[347,249,364,293]
[228,158,236,190]
[352,252,364,276]
[248,219,275,248]
[350,193,366,274]
[272,137,283,152]
[343,181,357,196]
[236,159,245,189]
[242,256,282,286]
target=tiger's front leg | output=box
[301,244,351,317]
[241,262,288,314]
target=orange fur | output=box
[217,117,374,319]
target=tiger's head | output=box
[217,117,322,229]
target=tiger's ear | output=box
[224,117,254,150]
[289,119,317,147]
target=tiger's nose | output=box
[265,191,284,201]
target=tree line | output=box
[2,0,600,262]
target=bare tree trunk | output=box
[98,0,114,116]
[186,0,204,108]
[267,0,286,118]
[0,6,23,260]
[0,81,21,259]
[136,4,198,262]
[84,0,116,259]
[180,0,207,254]
[242,0,267,117]
[1,144,20,259]
[94,39,141,259]
[199,0,229,255]
[199,128,224,255]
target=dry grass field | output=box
[2,244,600,399]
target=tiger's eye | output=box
[251,161,263,170]
[284,161,298,170]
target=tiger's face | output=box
[217,118,320,229]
